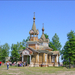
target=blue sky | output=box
[0,1,75,61]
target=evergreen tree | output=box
[62,30,75,65]
[52,33,62,51]
[67,30,75,65]
[44,33,61,51]
[49,42,57,50]
[49,33,62,51]
[61,41,70,65]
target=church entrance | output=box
[22,49,32,66]
[24,55,30,65]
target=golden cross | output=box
[43,23,44,28]
[34,12,35,16]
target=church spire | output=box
[40,23,46,41]
[42,23,44,34]
[29,12,39,41]
[33,12,35,22]
[32,12,36,33]
[29,12,39,35]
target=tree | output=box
[44,33,61,51]
[67,30,75,40]
[1,43,10,62]
[17,37,30,51]
[26,36,30,42]
[49,33,62,51]
[10,36,30,62]
[0,45,2,61]
[61,41,70,65]
[11,44,20,63]
[52,33,62,51]
[16,42,25,51]
[44,34,49,39]
[61,30,75,66]
[67,30,75,65]
[20,36,30,50]
[49,42,57,50]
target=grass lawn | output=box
[0,65,75,75]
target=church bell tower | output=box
[29,12,39,41]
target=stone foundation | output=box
[42,63,47,67]
[34,63,39,67]
[29,62,59,67]
[29,63,39,67]
[29,62,34,67]
[39,63,48,67]
[48,63,53,66]
[55,63,58,67]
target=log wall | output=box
[30,52,58,67]
[39,53,43,65]
[30,37,38,41]
[29,44,36,49]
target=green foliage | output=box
[61,41,70,65]
[0,45,2,61]
[62,30,75,65]
[52,33,62,51]
[2,43,10,56]
[0,43,10,62]
[26,36,30,42]
[67,30,75,40]
[11,44,20,63]
[44,33,61,51]
[10,36,30,62]
[44,34,49,39]
[49,42,57,51]
[49,33,61,51]
[16,41,25,51]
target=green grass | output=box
[0,65,75,75]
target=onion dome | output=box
[41,34,46,41]
[40,23,46,41]
[38,23,49,43]
[42,27,44,31]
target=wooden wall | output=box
[31,53,52,64]
[31,55,36,64]
[30,37,38,41]
[31,53,38,64]
[30,52,58,66]
[29,44,36,49]
[39,53,43,64]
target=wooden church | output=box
[20,13,60,67]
